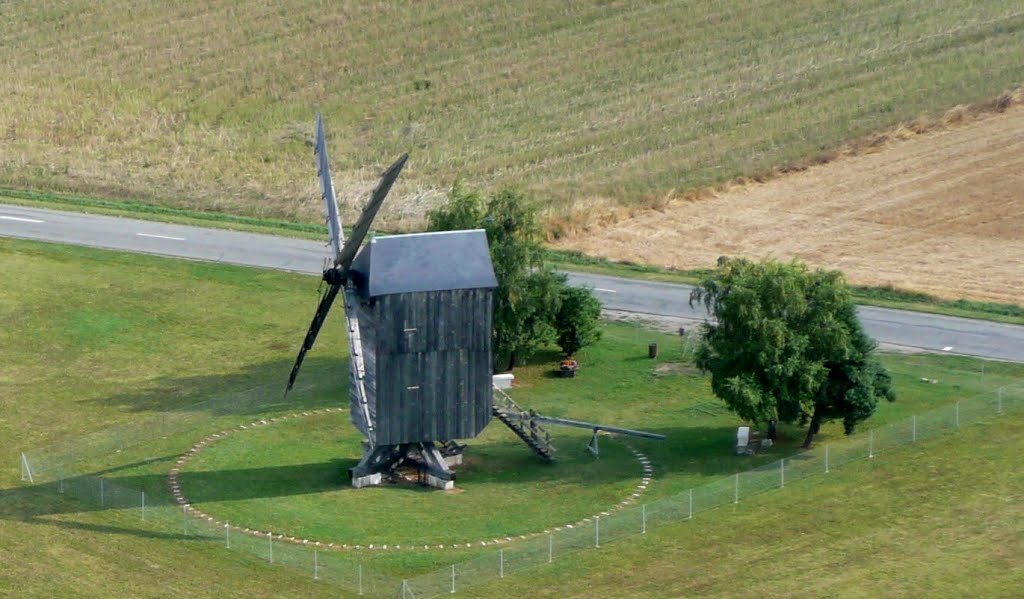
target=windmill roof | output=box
[350,229,498,297]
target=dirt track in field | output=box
[557,106,1024,303]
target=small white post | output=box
[99,478,105,507]
[450,564,455,593]
[955,401,960,428]
[20,453,34,484]
[225,523,230,548]
[268,532,273,563]
[548,533,554,563]
[688,488,693,520]
[314,549,319,580]
[641,504,647,534]
[780,459,785,488]
[734,473,739,504]
[912,415,917,442]
[595,516,600,548]
[825,444,830,473]
[869,430,874,458]
[499,548,504,578]
[141,491,146,521]
[358,564,363,595]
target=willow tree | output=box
[690,257,895,448]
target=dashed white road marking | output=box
[594,287,618,293]
[136,232,186,241]
[0,215,44,223]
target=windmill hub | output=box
[322,267,346,286]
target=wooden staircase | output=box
[492,387,556,462]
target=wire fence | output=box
[17,378,1022,598]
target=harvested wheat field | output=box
[558,105,1024,304]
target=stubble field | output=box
[559,103,1024,303]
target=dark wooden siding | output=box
[371,288,493,444]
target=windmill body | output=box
[349,231,497,446]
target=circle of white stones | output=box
[169,407,656,552]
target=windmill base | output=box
[349,441,460,490]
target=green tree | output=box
[690,257,895,448]
[554,285,603,357]
[427,181,565,370]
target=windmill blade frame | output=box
[285,282,342,394]
[315,112,345,264]
[334,153,409,273]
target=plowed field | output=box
[557,106,1024,303]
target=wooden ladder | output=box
[492,387,556,462]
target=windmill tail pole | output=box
[530,414,665,440]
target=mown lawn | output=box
[1,238,1020,597]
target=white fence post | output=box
[141,491,146,521]
[688,489,693,520]
[595,516,600,548]
[225,523,230,548]
[734,473,739,504]
[780,459,785,488]
[20,453,34,484]
[450,564,455,593]
[869,430,874,458]
[268,532,273,563]
[912,415,917,442]
[499,548,504,578]
[955,401,960,428]
[825,444,830,473]
[641,504,647,534]
[548,533,554,563]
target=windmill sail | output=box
[315,112,344,264]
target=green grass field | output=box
[2,238,1021,597]
[2,1,1022,227]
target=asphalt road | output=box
[3,203,1022,362]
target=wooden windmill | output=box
[286,114,498,489]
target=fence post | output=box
[183,505,188,535]
[141,491,146,521]
[268,532,273,563]
[955,401,960,428]
[642,504,647,534]
[869,430,874,458]
[358,564,363,595]
[499,548,504,578]
[688,489,693,520]
[450,564,455,593]
[912,415,917,442]
[549,533,554,562]
[595,516,600,548]
[734,473,739,504]
[20,453,34,484]
[825,444,830,474]
[780,459,785,488]
[225,523,230,548]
